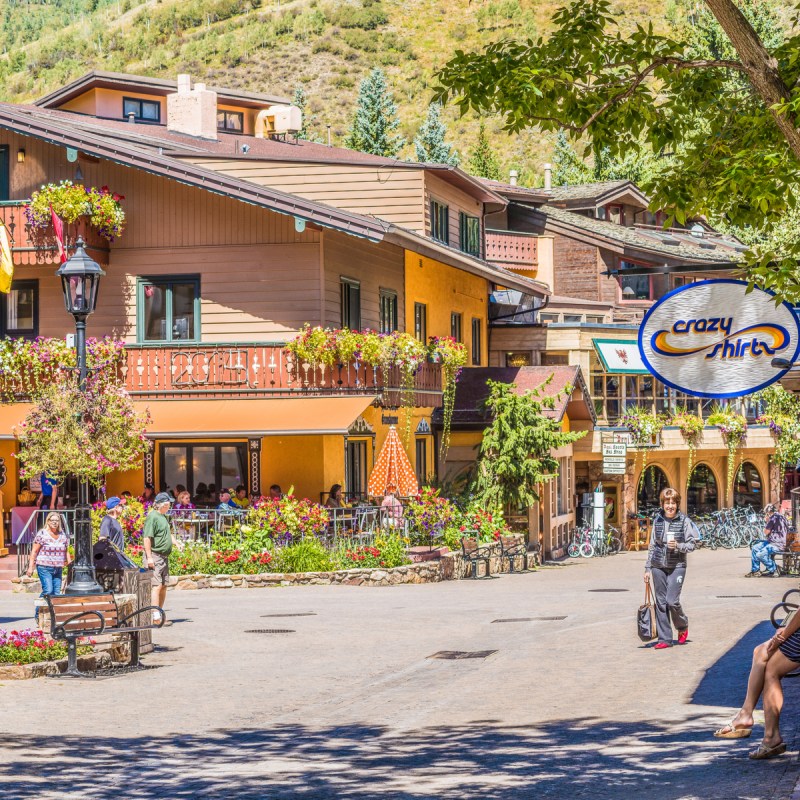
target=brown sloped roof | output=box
[0,102,541,295]
[432,365,595,429]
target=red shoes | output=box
[654,642,672,649]
[678,628,689,644]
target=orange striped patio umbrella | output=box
[367,426,419,497]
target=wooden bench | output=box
[45,593,164,678]
[460,536,493,579]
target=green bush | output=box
[324,3,388,30]
[275,538,333,573]
[342,28,377,51]
[312,37,343,54]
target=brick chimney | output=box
[166,74,218,140]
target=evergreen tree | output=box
[468,121,502,180]
[473,380,586,511]
[292,86,310,141]
[413,104,459,165]
[552,130,592,185]
[344,68,405,158]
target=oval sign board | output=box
[639,279,800,399]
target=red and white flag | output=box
[50,205,67,263]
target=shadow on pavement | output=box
[0,714,796,800]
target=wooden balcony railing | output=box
[0,201,110,267]
[485,230,538,268]
[123,344,444,407]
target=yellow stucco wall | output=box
[404,251,488,366]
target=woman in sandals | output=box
[714,607,800,759]
[644,487,698,649]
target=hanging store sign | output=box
[638,279,800,399]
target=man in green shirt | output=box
[142,492,180,623]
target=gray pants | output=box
[650,564,688,644]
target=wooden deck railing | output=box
[123,344,444,407]
[0,201,110,267]
[485,230,538,268]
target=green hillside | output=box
[0,0,668,182]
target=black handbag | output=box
[638,583,657,642]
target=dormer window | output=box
[122,97,161,122]
[217,110,244,132]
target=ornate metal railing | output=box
[485,229,538,268]
[123,343,443,407]
[0,200,110,267]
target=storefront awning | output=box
[0,404,31,438]
[141,395,378,437]
[592,339,649,374]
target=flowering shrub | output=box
[671,409,704,483]
[0,628,92,664]
[755,386,800,481]
[405,487,459,546]
[25,181,125,241]
[708,408,748,493]
[338,545,385,568]
[0,336,125,402]
[247,490,329,544]
[92,498,147,546]
[333,532,410,569]
[15,380,151,485]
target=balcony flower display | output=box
[671,409,704,483]
[707,408,748,494]
[755,386,800,482]
[619,406,668,487]
[25,181,126,241]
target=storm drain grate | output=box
[245,629,296,634]
[717,595,762,598]
[261,612,317,618]
[427,650,497,660]
[491,616,567,623]
[588,589,629,593]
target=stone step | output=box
[0,579,14,592]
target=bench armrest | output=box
[53,609,106,639]
[118,606,165,629]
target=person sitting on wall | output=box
[99,497,125,551]
[231,485,250,509]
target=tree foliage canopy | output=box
[414,104,460,165]
[435,0,800,302]
[345,68,405,158]
[473,379,586,511]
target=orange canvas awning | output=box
[138,396,377,437]
[367,426,419,498]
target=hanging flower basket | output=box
[619,406,667,488]
[671,409,704,486]
[25,181,125,242]
[707,407,747,495]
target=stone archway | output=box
[734,461,764,509]
[637,465,669,513]
[687,463,719,516]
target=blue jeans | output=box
[36,565,63,597]
[751,541,778,573]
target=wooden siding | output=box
[423,172,484,252]
[322,230,405,330]
[177,158,427,232]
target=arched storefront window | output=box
[687,464,718,516]
[638,466,669,514]
[734,462,763,509]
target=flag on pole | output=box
[0,219,13,294]
[50,205,67,264]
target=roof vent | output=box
[255,106,303,139]
[509,169,518,187]
[543,163,552,191]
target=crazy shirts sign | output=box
[638,279,800,399]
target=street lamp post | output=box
[57,236,105,596]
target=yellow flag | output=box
[0,219,12,294]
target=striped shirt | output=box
[33,529,69,567]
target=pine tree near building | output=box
[552,130,592,185]
[345,68,405,158]
[414,104,459,165]
[468,121,502,180]
[293,86,311,141]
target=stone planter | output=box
[0,651,112,680]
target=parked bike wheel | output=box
[579,541,595,558]
[567,542,580,559]
[607,537,623,554]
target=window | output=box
[563,314,583,323]
[541,353,569,366]
[160,442,246,502]
[1,279,37,338]
[430,199,449,244]
[450,312,462,343]
[346,440,368,500]
[607,205,623,225]
[340,278,361,329]
[555,457,570,516]
[217,110,244,132]
[122,97,161,122]
[459,212,481,256]
[0,145,8,201]
[539,313,560,323]
[414,302,427,343]
[506,351,532,367]
[138,277,200,343]
[620,274,651,301]
[471,318,482,365]
[379,289,398,334]
[586,315,605,324]
[415,438,428,486]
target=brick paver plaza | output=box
[2,548,800,799]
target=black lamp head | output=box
[55,236,105,318]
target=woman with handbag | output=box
[644,487,698,650]
[713,607,800,759]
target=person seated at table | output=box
[120,491,132,506]
[140,483,155,506]
[217,491,238,510]
[194,483,209,506]
[208,483,219,505]
[175,484,187,496]
[174,491,195,513]
[380,484,404,527]
[269,484,283,500]
[231,485,250,509]
[326,484,344,509]
[99,497,125,551]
